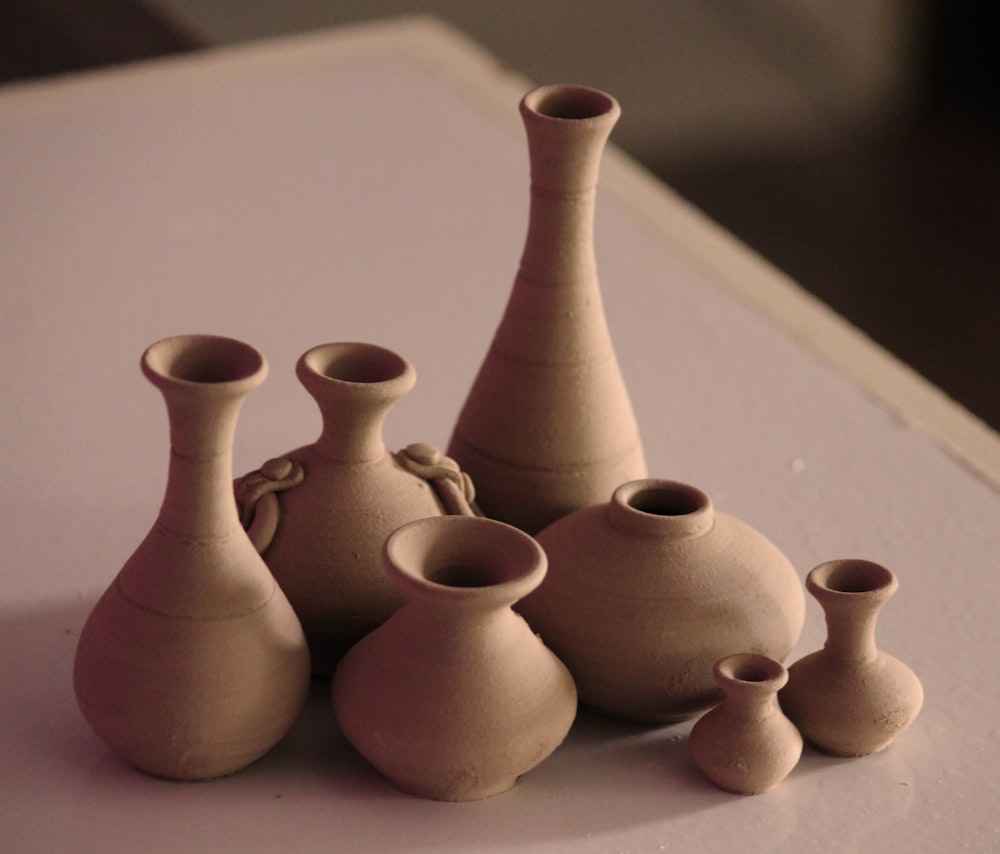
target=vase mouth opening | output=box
[623,483,708,517]
[809,559,897,599]
[523,84,618,122]
[300,342,412,386]
[142,334,266,386]
[608,480,714,539]
[384,516,546,604]
[716,653,786,687]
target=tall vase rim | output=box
[296,341,415,399]
[807,559,898,605]
[141,334,268,393]
[383,515,547,608]
[607,478,714,539]
[521,84,621,125]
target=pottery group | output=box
[73,83,921,799]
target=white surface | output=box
[1,16,998,853]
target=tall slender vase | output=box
[73,335,311,780]
[241,343,472,675]
[689,653,802,795]
[331,515,577,801]
[447,84,646,533]
[779,559,923,757]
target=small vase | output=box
[73,335,311,780]
[447,83,646,534]
[237,342,476,675]
[779,559,923,757]
[331,515,577,801]
[518,478,805,723]
[689,653,802,795]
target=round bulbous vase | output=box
[447,83,646,534]
[73,335,311,780]
[689,653,802,795]
[240,342,473,675]
[518,478,805,723]
[331,515,577,802]
[779,559,923,757]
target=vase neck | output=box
[607,479,714,540]
[297,343,415,464]
[516,84,619,288]
[715,653,787,721]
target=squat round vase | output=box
[73,335,311,780]
[238,342,475,675]
[518,478,805,723]
[331,515,577,802]
[779,559,923,757]
[447,83,646,534]
[689,653,802,795]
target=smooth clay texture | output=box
[780,559,923,757]
[448,83,646,534]
[73,335,311,780]
[331,515,577,801]
[519,478,805,723]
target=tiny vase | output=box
[447,83,646,534]
[74,335,311,780]
[689,653,802,795]
[779,559,923,757]
[331,515,577,801]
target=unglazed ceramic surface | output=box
[780,559,923,757]
[689,653,802,795]
[331,515,577,801]
[519,479,805,723]
[244,342,451,675]
[447,83,646,534]
[73,335,311,780]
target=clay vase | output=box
[331,515,577,801]
[238,342,472,676]
[689,653,802,795]
[73,335,311,780]
[779,559,923,757]
[518,478,805,723]
[447,83,646,534]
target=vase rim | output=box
[521,84,620,124]
[807,559,898,602]
[607,479,714,539]
[141,334,267,391]
[296,341,415,394]
[714,652,787,692]
[383,516,547,607]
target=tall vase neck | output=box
[297,343,415,464]
[516,84,619,288]
[807,560,898,664]
[141,335,267,540]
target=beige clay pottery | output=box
[331,515,577,801]
[242,342,462,675]
[779,559,923,756]
[73,335,311,780]
[447,83,646,534]
[689,653,802,795]
[518,478,805,723]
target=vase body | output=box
[779,559,923,757]
[247,342,453,675]
[518,479,805,723]
[447,83,646,534]
[73,335,311,780]
[331,515,577,801]
[689,653,802,795]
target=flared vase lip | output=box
[521,83,621,125]
[296,341,415,398]
[607,478,715,539]
[140,333,268,392]
[383,515,547,608]
[807,559,898,604]
[714,652,788,693]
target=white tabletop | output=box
[2,16,998,853]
